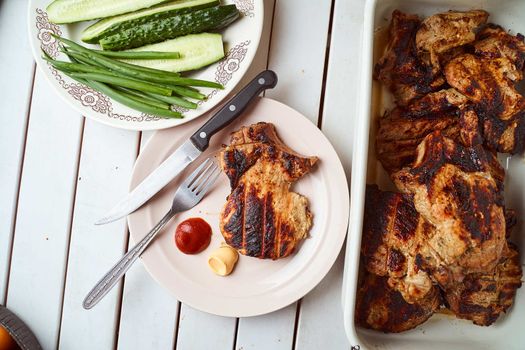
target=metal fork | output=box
[83,158,220,310]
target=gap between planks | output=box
[55,116,86,347]
[316,0,337,131]
[3,63,37,305]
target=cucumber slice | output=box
[99,5,239,51]
[47,0,174,24]
[81,0,219,44]
[122,33,224,73]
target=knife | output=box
[95,70,278,225]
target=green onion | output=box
[61,51,209,100]
[143,92,198,109]
[112,87,171,110]
[67,72,173,96]
[92,50,181,60]
[53,35,223,88]
[61,50,102,67]
[53,35,182,77]
[166,85,206,100]
[47,34,227,119]
[43,57,110,75]
[63,73,182,118]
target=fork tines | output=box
[184,158,220,197]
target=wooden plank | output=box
[58,120,139,350]
[0,0,36,303]
[235,1,334,349]
[6,71,84,350]
[235,305,296,350]
[176,305,236,350]
[265,0,333,124]
[293,0,366,348]
[318,0,364,169]
[117,129,180,350]
[294,254,347,350]
[117,253,180,350]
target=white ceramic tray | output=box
[343,0,525,349]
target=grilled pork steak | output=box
[219,123,318,260]
[366,9,524,332]
[362,185,436,304]
[443,243,522,326]
[355,272,441,333]
[374,10,445,106]
[392,132,507,284]
[416,10,488,69]
[376,89,468,173]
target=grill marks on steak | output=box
[219,123,317,260]
[444,244,522,326]
[366,9,524,332]
[362,185,436,304]
[376,89,468,173]
[375,10,525,175]
[355,272,441,333]
[374,10,445,106]
[361,181,522,329]
[392,133,507,280]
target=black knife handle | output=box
[190,70,278,151]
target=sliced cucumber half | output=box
[47,0,173,24]
[122,33,224,73]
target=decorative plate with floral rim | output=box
[28,0,263,130]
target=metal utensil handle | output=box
[83,209,175,309]
[189,70,278,151]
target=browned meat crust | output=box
[362,185,435,303]
[474,24,525,70]
[443,244,522,326]
[392,132,507,284]
[355,272,441,333]
[376,89,467,172]
[365,9,523,333]
[416,10,488,68]
[219,123,318,260]
[374,10,445,106]
[445,53,525,121]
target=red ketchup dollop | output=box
[174,218,212,254]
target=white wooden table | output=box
[1,1,364,349]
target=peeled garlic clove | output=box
[208,244,239,276]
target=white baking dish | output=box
[342,0,525,349]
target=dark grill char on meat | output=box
[376,89,468,172]
[416,10,488,69]
[443,244,522,326]
[392,133,507,286]
[219,123,317,260]
[362,185,435,303]
[355,272,441,333]
[474,24,525,70]
[444,53,525,121]
[363,9,524,333]
[375,10,525,175]
[374,10,445,106]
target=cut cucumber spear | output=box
[122,33,225,73]
[47,0,175,24]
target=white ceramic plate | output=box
[27,0,263,130]
[127,97,350,317]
